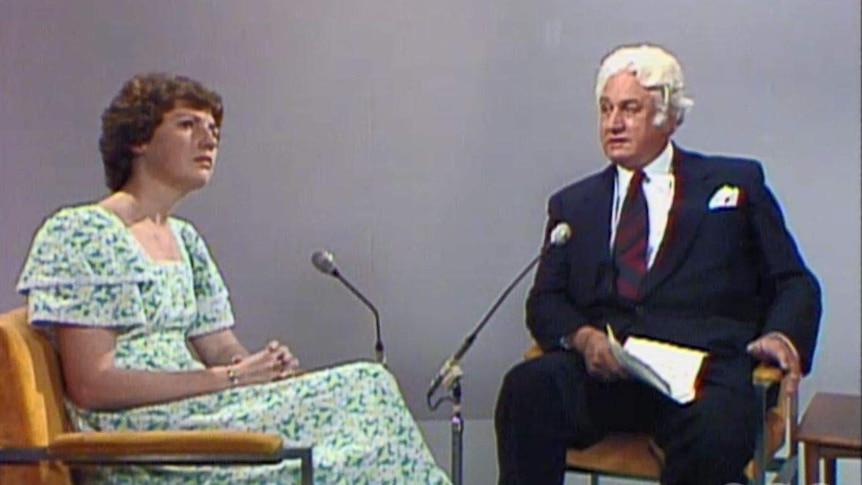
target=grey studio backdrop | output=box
[1,1,860,483]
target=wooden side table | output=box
[796,392,861,485]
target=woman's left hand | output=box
[265,340,301,378]
[227,340,301,386]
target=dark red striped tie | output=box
[614,170,649,300]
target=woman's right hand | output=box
[225,340,301,387]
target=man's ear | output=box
[672,109,684,129]
[663,112,678,136]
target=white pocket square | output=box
[708,185,740,209]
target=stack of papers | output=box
[607,325,708,404]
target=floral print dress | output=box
[17,205,451,485]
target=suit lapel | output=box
[578,166,616,287]
[640,148,715,298]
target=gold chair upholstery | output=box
[523,344,798,485]
[0,307,312,485]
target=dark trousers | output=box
[495,351,756,485]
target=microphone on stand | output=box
[425,222,572,406]
[311,250,385,365]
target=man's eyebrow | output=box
[599,97,645,106]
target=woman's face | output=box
[132,102,220,193]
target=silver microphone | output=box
[311,250,385,364]
[311,250,338,276]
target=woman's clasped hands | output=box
[224,340,301,388]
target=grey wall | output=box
[2,0,859,435]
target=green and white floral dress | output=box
[17,205,451,485]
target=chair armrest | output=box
[3,431,313,485]
[48,430,282,456]
[523,343,543,360]
[752,363,784,386]
[527,345,787,388]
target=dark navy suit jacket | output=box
[526,146,821,391]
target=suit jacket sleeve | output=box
[747,163,822,374]
[526,193,591,351]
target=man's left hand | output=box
[746,334,801,395]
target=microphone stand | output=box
[331,271,385,365]
[426,253,543,485]
[312,250,387,365]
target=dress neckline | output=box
[90,205,186,266]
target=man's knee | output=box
[663,403,755,484]
[499,352,579,399]
[496,352,581,425]
[689,423,754,470]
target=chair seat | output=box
[566,433,661,478]
[522,343,794,484]
[564,405,787,480]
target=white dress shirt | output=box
[610,143,675,268]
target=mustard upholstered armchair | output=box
[523,344,799,485]
[0,307,313,485]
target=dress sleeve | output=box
[173,219,236,337]
[16,209,148,328]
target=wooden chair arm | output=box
[523,343,543,360]
[3,431,314,485]
[525,344,787,387]
[48,430,283,456]
[752,363,784,386]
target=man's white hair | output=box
[595,43,694,126]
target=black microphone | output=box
[426,222,572,406]
[311,250,385,365]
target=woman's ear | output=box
[130,143,147,157]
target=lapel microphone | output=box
[311,250,385,365]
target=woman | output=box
[17,73,451,485]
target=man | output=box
[494,44,821,485]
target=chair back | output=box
[0,307,74,485]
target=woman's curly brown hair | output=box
[99,73,224,191]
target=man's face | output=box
[133,102,220,192]
[598,71,674,170]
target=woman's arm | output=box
[57,325,231,410]
[189,328,249,366]
[57,325,290,411]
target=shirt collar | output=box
[613,142,674,182]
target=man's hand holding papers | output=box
[606,325,708,404]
